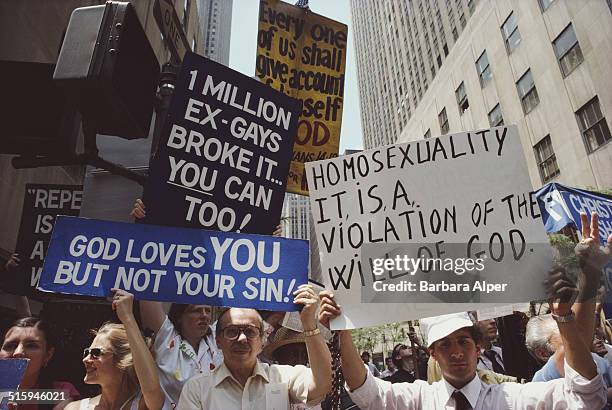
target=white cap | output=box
[421,312,474,348]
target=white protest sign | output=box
[306,126,552,329]
[476,305,514,321]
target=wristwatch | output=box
[552,311,576,322]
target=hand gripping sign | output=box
[145,52,300,235]
[306,126,553,329]
[38,216,309,311]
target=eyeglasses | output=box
[221,326,261,341]
[83,347,106,359]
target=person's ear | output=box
[44,346,55,366]
[535,347,549,363]
[428,346,435,360]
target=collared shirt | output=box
[604,343,612,365]
[153,316,223,406]
[442,375,481,409]
[367,362,380,377]
[385,368,416,384]
[477,345,505,373]
[348,361,606,409]
[381,368,398,378]
[533,352,612,387]
[177,360,322,410]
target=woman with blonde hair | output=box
[66,289,166,410]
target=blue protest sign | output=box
[536,183,612,310]
[38,216,309,311]
[535,183,612,245]
[0,359,29,410]
[144,52,300,235]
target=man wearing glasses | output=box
[177,284,332,409]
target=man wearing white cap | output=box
[318,214,611,409]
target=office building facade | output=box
[351,0,611,188]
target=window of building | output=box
[534,135,560,183]
[437,55,442,67]
[452,26,458,40]
[424,129,431,139]
[501,12,521,53]
[576,97,612,153]
[553,24,583,77]
[459,12,466,28]
[443,43,449,56]
[439,108,449,134]
[488,103,504,127]
[516,69,539,114]
[476,51,492,87]
[538,0,555,11]
[455,82,469,115]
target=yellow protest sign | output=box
[257,0,347,195]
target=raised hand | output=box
[130,198,146,220]
[545,265,578,316]
[574,212,612,299]
[111,288,135,324]
[5,253,20,270]
[318,290,342,329]
[272,224,283,237]
[293,284,319,330]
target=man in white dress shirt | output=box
[178,285,332,409]
[318,213,611,410]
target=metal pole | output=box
[150,62,178,161]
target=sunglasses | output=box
[83,347,106,359]
[221,326,262,341]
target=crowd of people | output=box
[1,211,611,409]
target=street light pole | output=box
[150,62,178,161]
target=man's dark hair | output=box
[467,325,483,345]
[430,325,483,349]
[3,317,57,390]
[391,343,408,368]
[168,303,190,337]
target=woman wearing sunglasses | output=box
[0,317,80,409]
[65,289,166,410]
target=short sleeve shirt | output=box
[178,361,323,410]
[153,316,223,406]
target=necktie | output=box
[452,390,472,410]
[483,349,505,374]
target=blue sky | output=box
[229,0,363,152]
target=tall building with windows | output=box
[351,0,612,188]
[281,149,361,241]
[282,193,311,240]
[197,0,233,65]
